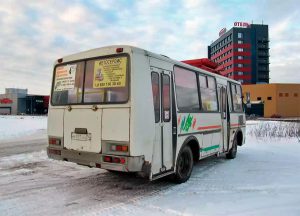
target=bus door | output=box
[220,86,229,152]
[151,67,173,175]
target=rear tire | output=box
[174,145,193,183]
[226,138,237,159]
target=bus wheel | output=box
[226,138,237,159]
[174,145,193,183]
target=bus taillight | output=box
[111,144,128,152]
[119,158,126,164]
[116,48,123,53]
[112,157,120,163]
[49,137,61,145]
[103,156,126,164]
[104,156,112,162]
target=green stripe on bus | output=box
[200,145,220,152]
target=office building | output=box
[208,22,269,84]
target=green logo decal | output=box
[180,114,193,132]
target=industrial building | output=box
[242,84,300,118]
[208,22,269,84]
[0,88,49,115]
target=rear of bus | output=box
[47,46,145,173]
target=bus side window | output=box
[231,83,243,112]
[198,75,218,112]
[151,72,160,123]
[162,74,170,122]
[174,67,200,111]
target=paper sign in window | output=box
[93,57,127,88]
[54,64,77,91]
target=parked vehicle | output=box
[48,45,246,183]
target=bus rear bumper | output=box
[47,147,145,172]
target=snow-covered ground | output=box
[0,118,300,216]
[0,115,47,141]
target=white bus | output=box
[48,45,246,183]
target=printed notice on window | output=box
[54,64,77,91]
[93,56,127,88]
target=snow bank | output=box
[0,115,47,141]
[247,120,300,137]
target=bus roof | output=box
[57,45,241,85]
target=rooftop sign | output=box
[0,98,13,104]
[234,22,250,28]
[219,28,227,37]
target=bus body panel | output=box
[177,112,222,157]
[148,65,174,175]
[129,51,155,162]
[64,108,102,153]
[102,108,130,142]
[47,108,64,138]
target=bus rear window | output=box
[84,56,128,103]
[51,62,84,105]
[51,55,129,105]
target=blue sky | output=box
[0,0,299,94]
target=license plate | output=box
[71,133,92,141]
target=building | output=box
[242,84,300,118]
[0,88,27,115]
[0,88,49,115]
[208,22,269,84]
[26,95,50,115]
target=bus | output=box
[47,45,246,183]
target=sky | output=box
[0,0,299,95]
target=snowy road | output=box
[0,119,300,216]
[0,130,47,157]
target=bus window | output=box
[84,56,129,103]
[198,75,218,112]
[231,83,243,112]
[162,74,170,122]
[174,67,200,111]
[51,62,84,105]
[151,72,160,123]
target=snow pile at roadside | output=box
[246,120,300,140]
[0,115,47,141]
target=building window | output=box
[279,93,283,97]
[285,93,289,97]
[267,97,272,100]
[238,56,243,60]
[294,93,298,97]
[238,40,243,44]
[238,48,244,52]
[257,97,262,100]
[238,64,243,68]
[238,72,243,75]
[238,32,243,38]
